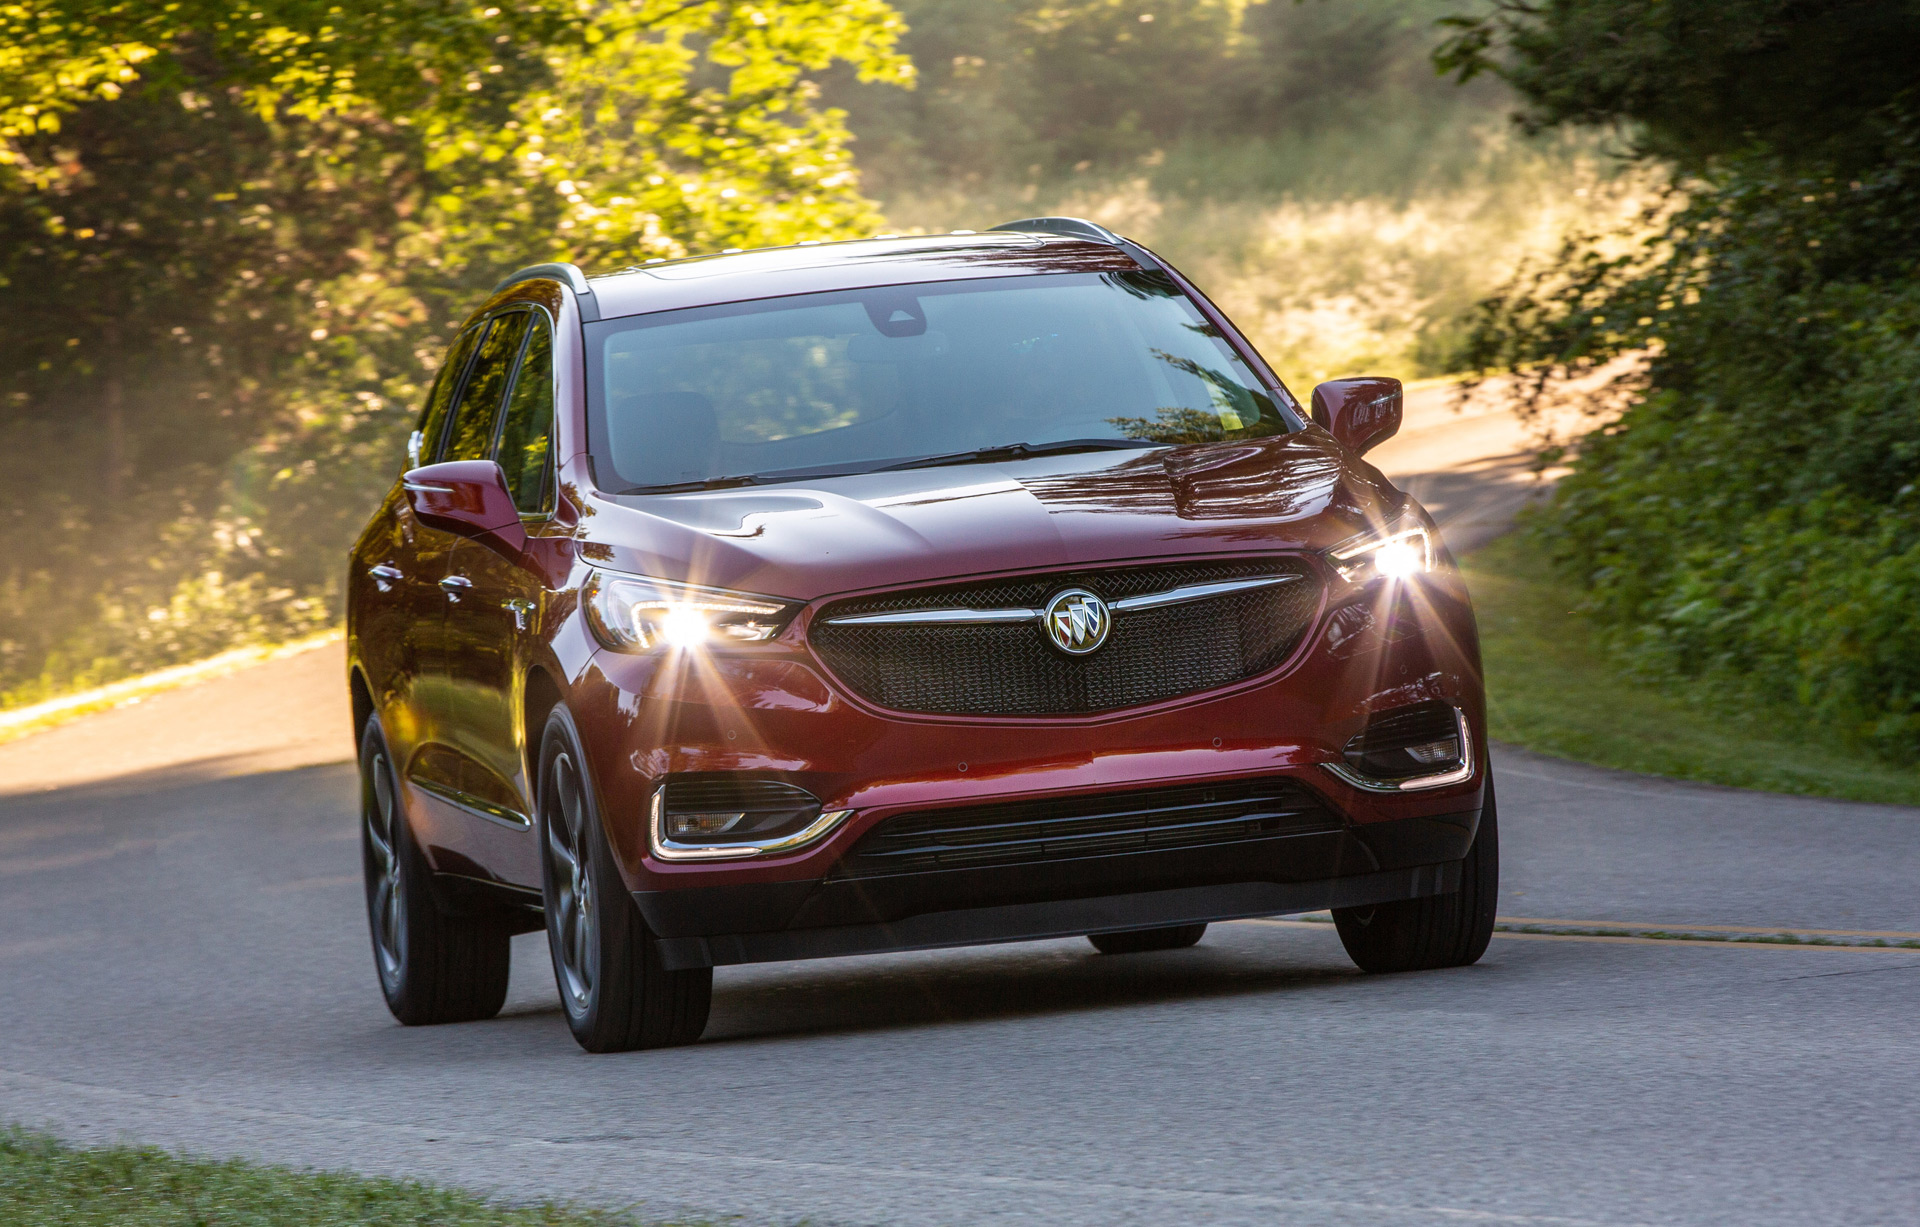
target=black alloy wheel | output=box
[1087,923,1209,954]
[359,715,510,1025]
[537,705,711,1053]
[1333,778,1500,973]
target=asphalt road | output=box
[3,383,1916,1226]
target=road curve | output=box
[3,385,1916,1227]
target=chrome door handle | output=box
[439,574,473,602]
[368,563,403,592]
[503,598,535,631]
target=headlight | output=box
[1328,513,1436,584]
[582,570,799,652]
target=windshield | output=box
[584,270,1296,493]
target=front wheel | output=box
[359,715,510,1025]
[1334,779,1500,974]
[538,706,711,1053]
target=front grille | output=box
[809,559,1321,716]
[833,777,1340,878]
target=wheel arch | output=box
[522,664,565,792]
[349,665,376,749]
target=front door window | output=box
[443,311,532,463]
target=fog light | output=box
[1404,737,1461,765]
[650,776,855,861]
[1328,700,1473,792]
[669,811,745,837]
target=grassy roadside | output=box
[0,1129,690,1227]
[0,630,342,747]
[1464,534,1920,807]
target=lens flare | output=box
[1372,540,1425,580]
[658,605,711,648]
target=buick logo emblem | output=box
[1043,588,1111,655]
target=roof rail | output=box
[989,216,1123,245]
[492,261,599,321]
[988,216,1162,272]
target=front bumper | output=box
[643,807,1476,968]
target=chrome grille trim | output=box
[1110,573,1302,611]
[824,606,1043,627]
[820,573,1301,627]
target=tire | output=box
[1088,923,1208,954]
[537,706,711,1053]
[359,716,510,1025]
[1333,778,1500,974]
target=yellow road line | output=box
[1496,916,1920,941]
[1231,917,1920,951]
[1488,930,1919,952]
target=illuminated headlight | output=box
[582,570,798,652]
[1328,515,1436,584]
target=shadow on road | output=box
[689,937,1370,1045]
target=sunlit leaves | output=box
[0,1,912,699]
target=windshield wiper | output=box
[618,439,1157,493]
[618,473,770,495]
[874,438,1157,473]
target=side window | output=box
[416,325,485,465]
[496,311,556,515]
[442,312,531,462]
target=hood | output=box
[577,428,1403,601]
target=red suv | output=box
[347,219,1496,1052]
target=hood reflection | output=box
[1019,433,1356,522]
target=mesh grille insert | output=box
[810,559,1321,716]
[834,776,1340,878]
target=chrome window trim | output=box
[488,302,562,521]
[819,573,1301,628]
[648,789,854,862]
[1320,707,1475,794]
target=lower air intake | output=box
[832,777,1341,878]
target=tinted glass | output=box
[442,312,531,462]
[495,311,555,514]
[586,271,1288,492]
[416,326,485,464]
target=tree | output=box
[1438,0,1920,759]
[0,1,910,700]
[1435,0,1920,172]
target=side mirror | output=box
[1310,377,1403,456]
[403,460,526,552]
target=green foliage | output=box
[1464,534,1920,805]
[832,0,1504,196]
[846,0,1644,388]
[0,1,909,704]
[0,1128,686,1225]
[1450,1,1920,760]
[1435,0,1920,173]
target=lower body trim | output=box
[651,860,1460,971]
